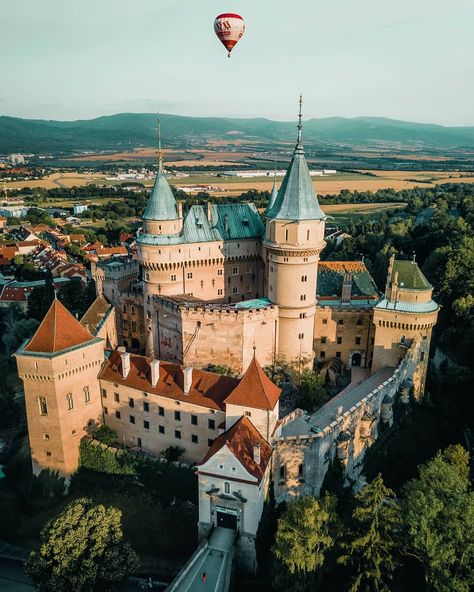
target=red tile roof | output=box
[24,299,96,353]
[100,351,239,411]
[319,261,367,273]
[197,416,272,483]
[224,357,281,411]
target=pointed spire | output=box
[142,115,179,223]
[296,93,303,149]
[265,96,325,221]
[266,167,279,214]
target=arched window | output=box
[224,482,231,494]
[400,335,406,344]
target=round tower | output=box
[372,255,439,397]
[263,97,326,366]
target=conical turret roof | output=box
[143,160,179,221]
[266,97,325,222]
[265,175,279,214]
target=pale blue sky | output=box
[1,0,473,125]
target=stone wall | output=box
[273,342,420,503]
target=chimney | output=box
[150,359,160,387]
[341,272,352,303]
[206,202,212,223]
[183,366,193,394]
[177,202,183,219]
[253,443,261,465]
[117,345,126,353]
[121,352,130,379]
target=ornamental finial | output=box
[157,113,163,171]
[297,94,303,147]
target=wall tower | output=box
[263,96,326,365]
[15,299,104,476]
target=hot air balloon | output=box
[214,13,245,57]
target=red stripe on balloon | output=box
[215,13,243,20]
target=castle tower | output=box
[15,299,105,476]
[372,255,439,396]
[264,96,326,365]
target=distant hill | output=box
[1,113,474,154]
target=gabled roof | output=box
[143,161,179,221]
[100,351,239,411]
[266,143,325,221]
[80,295,113,335]
[224,357,280,411]
[24,299,96,353]
[197,416,272,483]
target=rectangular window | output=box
[232,266,239,275]
[39,396,48,415]
[43,433,50,440]
[321,336,327,344]
[322,319,328,325]
[175,430,181,440]
[171,274,177,281]
[191,414,198,425]
[338,319,344,325]
[128,398,134,408]
[143,401,149,413]
[104,407,109,415]
[187,272,193,279]
[232,286,239,295]
[114,392,120,402]
[83,386,90,403]
[245,411,252,417]
[192,434,198,444]
[101,388,107,398]
[336,351,342,358]
[217,269,223,276]
[144,420,150,430]
[320,351,326,358]
[355,337,361,345]
[46,451,52,457]
[115,410,121,419]
[217,289,223,295]
[357,318,363,326]
[129,415,135,424]
[66,393,74,411]
[174,410,181,421]
[208,438,214,447]
[158,406,165,416]
[208,419,215,430]
[158,425,165,434]
[337,337,342,344]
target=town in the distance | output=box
[0,103,473,592]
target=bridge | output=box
[166,527,235,592]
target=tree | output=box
[273,494,336,577]
[298,369,326,412]
[161,445,185,463]
[402,445,474,592]
[338,474,402,592]
[92,425,118,446]
[27,275,55,321]
[1,307,39,355]
[25,497,139,592]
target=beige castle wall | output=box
[99,378,225,464]
[151,301,278,375]
[16,340,105,476]
[313,306,375,368]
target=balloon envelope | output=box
[214,13,245,56]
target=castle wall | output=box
[99,378,225,465]
[151,300,278,375]
[313,306,375,368]
[273,342,420,503]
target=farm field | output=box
[4,169,474,196]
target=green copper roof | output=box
[266,144,325,221]
[392,260,431,290]
[143,162,179,221]
[265,176,279,214]
[317,263,380,300]
[137,203,264,246]
[375,298,438,314]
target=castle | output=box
[15,103,438,572]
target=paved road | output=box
[172,528,234,592]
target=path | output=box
[167,527,235,592]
